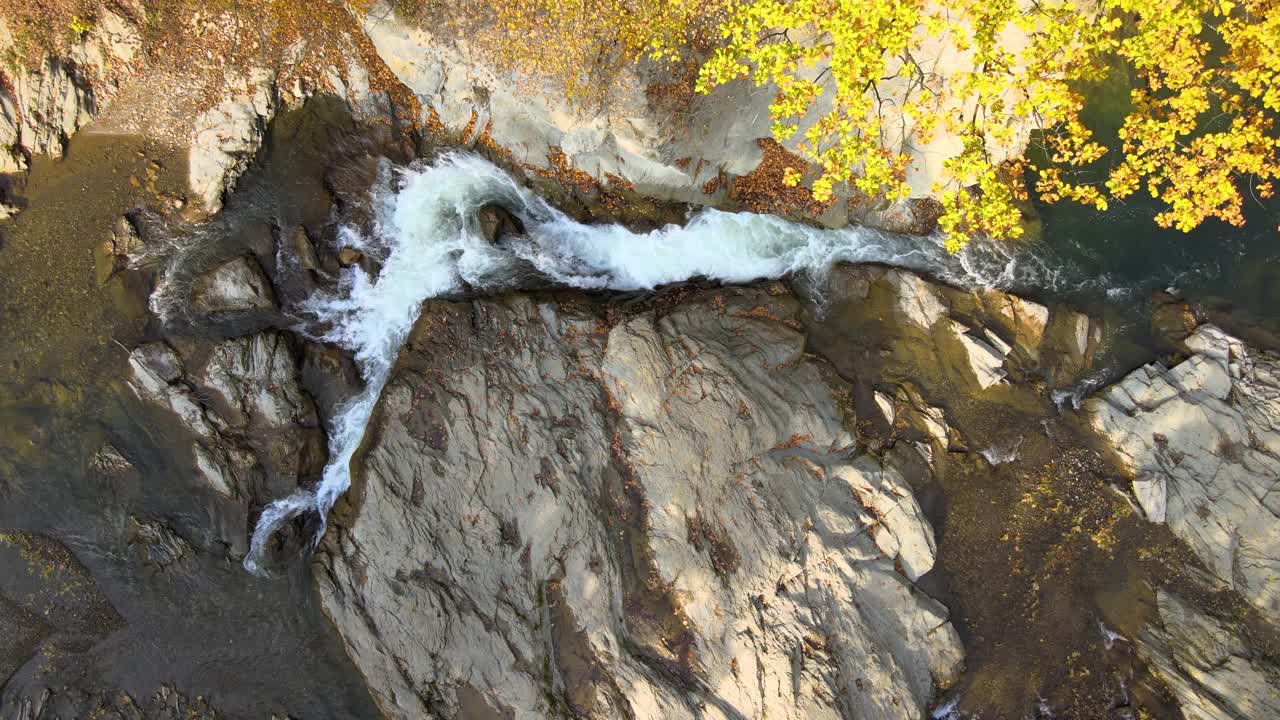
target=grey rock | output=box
[188,68,277,215]
[190,255,276,314]
[949,320,1007,390]
[318,289,962,720]
[129,332,323,519]
[1087,324,1280,616]
[182,332,325,501]
[1136,591,1280,720]
[0,11,141,176]
[189,332,314,432]
[130,342,185,384]
[127,517,190,569]
[110,215,144,258]
[886,269,948,330]
[1043,308,1102,385]
[0,57,94,163]
[89,444,133,475]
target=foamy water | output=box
[243,152,1087,574]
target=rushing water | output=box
[243,152,1102,573]
[241,149,1279,582]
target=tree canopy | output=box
[693,0,1280,250]
[396,0,1278,250]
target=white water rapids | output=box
[243,152,1079,574]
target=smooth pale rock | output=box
[190,255,276,314]
[189,68,277,215]
[193,445,235,498]
[1137,591,1280,720]
[129,332,322,510]
[1131,472,1167,524]
[949,320,1007,389]
[319,289,961,720]
[875,390,896,425]
[1087,324,1280,616]
[982,327,1013,357]
[886,270,948,330]
[1069,313,1090,356]
[0,12,143,172]
[829,459,937,580]
[984,291,1049,353]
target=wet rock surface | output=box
[318,287,963,719]
[190,255,277,315]
[126,329,325,554]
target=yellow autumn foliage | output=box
[695,0,1279,249]
[393,0,1277,250]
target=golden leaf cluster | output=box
[694,0,1280,249]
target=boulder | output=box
[182,332,325,500]
[127,343,235,498]
[300,341,364,422]
[948,320,1007,389]
[886,269,948,330]
[982,291,1049,354]
[318,288,961,720]
[128,332,323,517]
[190,255,276,314]
[1151,293,1199,345]
[188,68,277,215]
[1086,324,1280,616]
[476,203,525,244]
[337,247,363,267]
[1042,307,1102,385]
[109,215,144,258]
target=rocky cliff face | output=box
[357,2,1033,234]
[316,287,963,719]
[126,253,327,558]
[1135,590,1280,720]
[1087,324,1280,616]
[0,12,140,172]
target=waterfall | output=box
[243,152,1079,575]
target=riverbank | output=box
[3,4,1280,719]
